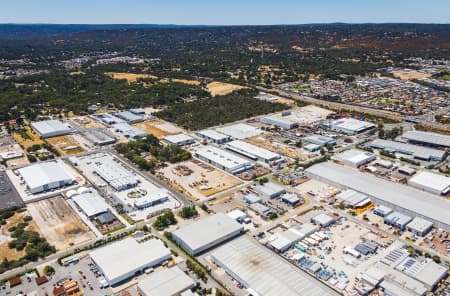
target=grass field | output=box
[206,81,246,96]
[46,135,85,155]
[11,126,45,149]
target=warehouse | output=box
[305,162,450,230]
[333,149,376,167]
[216,123,262,140]
[211,236,338,296]
[137,266,195,296]
[326,118,376,135]
[71,190,109,218]
[197,130,230,144]
[90,237,171,286]
[281,193,301,206]
[94,113,125,125]
[335,189,371,208]
[304,135,336,147]
[384,212,412,230]
[408,171,450,196]
[269,223,317,252]
[243,194,262,204]
[114,110,143,123]
[30,120,72,138]
[249,203,272,217]
[254,182,286,199]
[17,161,76,194]
[171,213,244,256]
[260,116,298,130]
[406,217,433,237]
[370,139,446,161]
[163,134,195,146]
[194,146,253,174]
[227,209,247,223]
[112,123,146,139]
[401,130,450,148]
[311,213,335,227]
[225,140,282,164]
[93,156,139,191]
[83,130,116,146]
[133,189,169,209]
[373,205,393,217]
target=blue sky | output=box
[1,0,449,25]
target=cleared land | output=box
[105,72,158,83]
[246,135,311,160]
[26,197,95,251]
[11,126,45,149]
[392,70,431,80]
[160,78,201,85]
[46,135,85,155]
[206,81,246,96]
[132,120,170,137]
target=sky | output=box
[1,0,449,25]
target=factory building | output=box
[333,149,376,167]
[137,266,195,296]
[326,118,376,135]
[370,139,446,161]
[90,238,171,286]
[384,212,412,230]
[194,146,253,174]
[260,116,298,130]
[305,162,450,230]
[281,193,301,206]
[304,135,336,147]
[93,156,139,191]
[406,217,433,237]
[114,110,143,123]
[225,140,282,164]
[254,182,286,199]
[83,130,116,146]
[335,189,371,208]
[216,123,262,140]
[243,194,262,204]
[269,223,317,252]
[211,236,339,296]
[401,130,450,148]
[163,134,195,146]
[112,123,146,139]
[311,213,335,227]
[71,190,109,218]
[94,113,125,125]
[133,189,169,209]
[249,203,272,217]
[197,130,231,144]
[17,161,76,194]
[171,213,244,256]
[373,205,393,217]
[408,171,450,196]
[30,120,72,138]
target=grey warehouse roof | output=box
[371,139,446,160]
[30,120,72,137]
[305,162,450,230]
[137,266,194,296]
[211,236,338,296]
[402,130,450,148]
[17,161,75,191]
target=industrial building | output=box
[373,205,393,217]
[17,161,76,194]
[112,123,146,139]
[194,146,253,174]
[335,189,371,208]
[305,162,450,230]
[114,110,143,123]
[401,130,450,148]
[171,213,244,256]
[281,193,301,206]
[83,130,116,146]
[269,223,317,252]
[333,149,376,167]
[225,140,282,164]
[30,120,72,138]
[133,189,169,209]
[326,118,376,135]
[137,266,195,296]
[254,182,286,199]
[406,217,433,237]
[90,237,171,286]
[211,236,338,296]
[260,116,298,130]
[163,134,195,146]
[243,194,262,204]
[311,213,335,227]
[408,171,450,196]
[249,203,272,217]
[196,130,231,144]
[370,139,446,161]
[71,190,109,218]
[384,212,412,230]
[304,135,336,147]
[93,113,125,125]
[216,123,262,139]
[226,209,247,223]
[92,156,139,191]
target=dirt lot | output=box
[26,197,95,251]
[71,116,106,128]
[47,135,85,155]
[246,134,311,160]
[132,120,169,137]
[206,81,246,96]
[392,70,431,80]
[105,72,158,83]
[12,126,45,149]
[160,78,201,85]
[157,159,242,201]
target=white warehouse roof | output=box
[90,238,171,285]
[197,129,230,142]
[172,213,244,255]
[402,131,450,148]
[305,162,450,230]
[211,236,338,296]
[336,189,371,208]
[72,191,109,217]
[225,140,281,163]
[408,171,450,195]
[163,134,195,146]
[30,120,72,138]
[137,266,194,296]
[333,149,376,167]
[406,217,433,235]
[194,146,252,174]
[216,123,262,139]
[329,118,375,134]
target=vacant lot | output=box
[206,81,245,96]
[0,211,37,261]
[392,70,431,80]
[12,126,45,149]
[47,135,85,155]
[132,120,169,137]
[27,197,95,251]
[106,72,158,83]
[160,78,201,85]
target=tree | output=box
[44,265,55,275]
